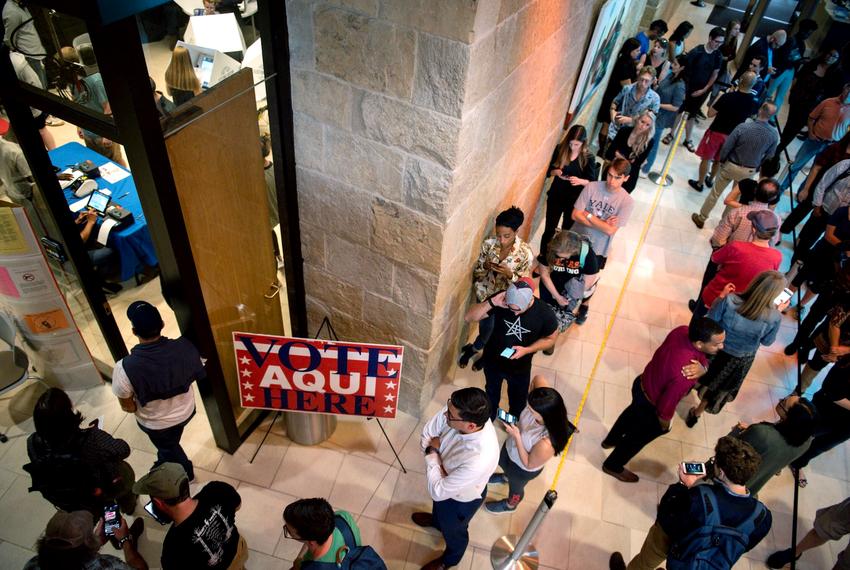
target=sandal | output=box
[685,407,699,428]
[662,134,673,145]
[683,140,696,152]
[471,357,485,372]
[458,344,477,369]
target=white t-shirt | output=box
[506,407,549,472]
[112,359,196,430]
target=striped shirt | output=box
[719,119,779,168]
[711,202,781,248]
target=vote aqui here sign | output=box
[232,332,403,418]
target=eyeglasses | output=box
[283,525,299,540]
[445,400,464,422]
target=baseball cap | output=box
[127,300,163,337]
[42,510,99,550]
[747,210,779,234]
[505,277,535,311]
[133,462,188,499]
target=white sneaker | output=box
[44,115,64,127]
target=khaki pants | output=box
[227,535,249,570]
[696,161,756,223]
[628,522,671,570]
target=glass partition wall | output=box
[0,0,304,452]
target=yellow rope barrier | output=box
[549,116,688,491]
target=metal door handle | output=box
[264,281,281,299]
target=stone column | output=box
[287,0,648,415]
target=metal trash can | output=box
[284,412,337,445]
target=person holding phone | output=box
[459,206,533,371]
[24,509,148,570]
[685,271,787,427]
[464,278,558,419]
[485,375,574,514]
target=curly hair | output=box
[715,435,762,485]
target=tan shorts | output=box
[226,535,249,570]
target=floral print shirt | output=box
[472,237,533,301]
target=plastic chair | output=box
[0,313,31,443]
[72,33,99,76]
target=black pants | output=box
[776,101,811,157]
[497,444,543,503]
[791,292,834,353]
[791,212,829,265]
[539,193,577,261]
[792,379,850,469]
[483,363,531,420]
[698,259,719,299]
[780,195,814,234]
[603,377,667,472]
[432,490,486,566]
[137,410,196,480]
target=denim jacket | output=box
[708,295,781,357]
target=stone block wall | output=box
[286,0,648,415]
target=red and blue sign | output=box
[232,332,404,418]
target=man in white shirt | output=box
[112,301,205,481]
[412,387,500,570]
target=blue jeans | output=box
[472,313,495,351]
[432,490,486,566]
[483,363,530,420]
[642,127,664,174]
[137,409,196,480]
[765,69,794,112]
[782,138,829,189]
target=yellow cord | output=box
[549,118,688,491]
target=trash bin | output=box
[285,411,336,445]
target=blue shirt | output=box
[636,31,650,57]
[707,295,781,357]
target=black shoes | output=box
[685,408,700,428]
[458,344,477,369]
[691,213,705,229]
[688,179,704,192]
[575,304,589,325]
[688,299,697,313]
[704,175,714,188]
[609,552,626,570]
[766,548,799,568]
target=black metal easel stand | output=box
[249,317,407,473]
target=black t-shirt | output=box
[538,246,601,293]
[162,482,241,569]
[605,126,650,192]
[685,45,723,91]
[709,91,758,135]
[828,207,850,242]
[482,301,558,374]
[548,157,600,201]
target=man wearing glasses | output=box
[411,388,499,570]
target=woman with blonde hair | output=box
[686,270,788,426]
[604,109,655,193]
[164,46,201,106]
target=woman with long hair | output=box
[667,21,693,61]
[539,125,599,261]
[648,38,671,84]
[730,394,815,495]
[644,54,687,174]
[538,230,600,339]
[596,38,641,153]
[605,109,655,193]
[27,388,138,515]
[164,46,202,106]
[459,206,534,370]
[485,375,575,513]
[686,271,787,426]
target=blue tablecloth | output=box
[49,142,158,281]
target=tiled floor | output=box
[3,5,850,570]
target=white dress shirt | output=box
[420,406,500,503]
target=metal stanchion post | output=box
[648,112,689,187]
[490,490,557,570]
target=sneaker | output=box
[609,552,627,570]
[485,498,518,515]
[44,115,64,127]
[783,343,797,356]
[688,299,697,313]
[688,179,704,192]
[471,357,485,372]
[685,408,699,428]
[704,175,714,188]
[488,473,508,485]
[542,346,554,356]
[691,213,705,229]
[766,548,799,569]
[575,304,589,325]
[638,169,649,179]
[458,344,478,369]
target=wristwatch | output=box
[586,212,594,221]
[424,445,438,456]
[116,536,130,547]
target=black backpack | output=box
[23,431,113,514]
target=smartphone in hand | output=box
[103,503,121,536]
[497,408,517,424]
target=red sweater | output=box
[642,326,709,421]
[701,242,782,308]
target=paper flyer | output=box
[96,218,119,246]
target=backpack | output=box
[301,515,387,570]
[23,431,113,515]
[666,485,767,570]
